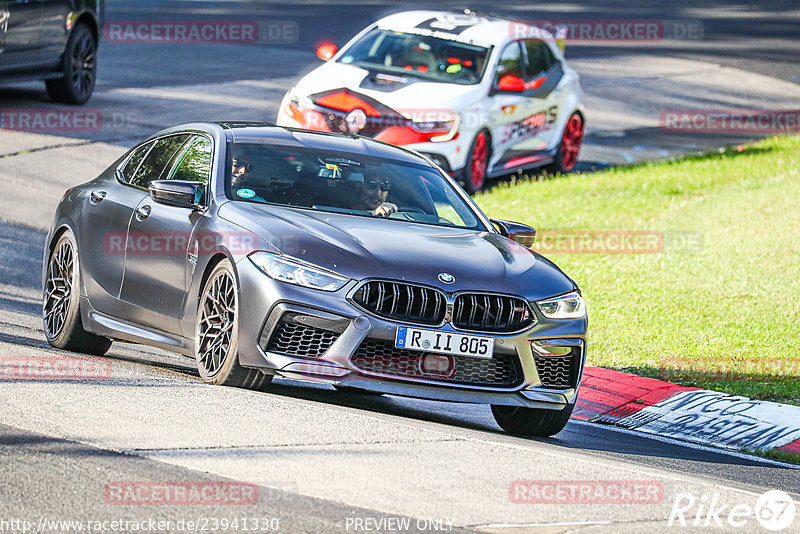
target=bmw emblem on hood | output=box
[438,272,455,284]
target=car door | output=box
[0,0,42,68]
[78,140,153,319]
[485,41,542,173]
[520,39,566,151]
[38,0,67,64]
[119,134,212,336]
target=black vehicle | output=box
[0,0,103,104]
[43,122,588,436]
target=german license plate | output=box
[395,326,494,358]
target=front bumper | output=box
[236,258,587,409]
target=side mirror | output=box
[491,219,536,248]
[316,43,338,61]
[149,180,205,210]
[497,75,526,92]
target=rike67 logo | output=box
[669,490,796,531]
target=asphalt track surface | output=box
[1,1,800,532]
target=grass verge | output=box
[475,136,800,405]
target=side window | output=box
[524,40,556,77]
[129,135,190,189]
[118,141,153,184]
[166,136,213,184]
[494,42,524,82]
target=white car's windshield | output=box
[227,143,483,230]
[338,28,489,85]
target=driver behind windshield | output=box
[230,150,268,202]
[347,169,398,217]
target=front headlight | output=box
[249,252,350,292]
[407,112,460,142]
[536,291,586,319]
[287,88,313,110]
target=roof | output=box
[154,122,431,167]
[372,10,557,48]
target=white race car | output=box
[277,10,585,192]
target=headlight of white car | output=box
[536,291,586,319]
[249,252,350,291]
[408,112,460,142]
[287,88,313,110]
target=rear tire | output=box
[43,231,112,355]
[545,113,584,175]
[463,129,490,194]
[195,259,273,390]
[491,403,574,437]
[46,23,97,105]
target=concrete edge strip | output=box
[573,366,800,455]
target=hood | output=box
[295,61,481,112]
[219,202,575,301]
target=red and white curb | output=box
[574,366,800,455]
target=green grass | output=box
[759,449,800,465]
[475,136,800,405]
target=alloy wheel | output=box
[71,31,96,99]
[43,240,75,338]
[560,114,584,171]
[470,131,489,191]
[197,270,237,377]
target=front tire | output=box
[46,23,97,105]
[491,404,574,437]
[195,259,272,390]
[545,113,584,175]
[43,231,112,355]
[463,129,490,194]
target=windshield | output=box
[338,28,489,85]
[226,143,483,230]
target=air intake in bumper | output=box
[530,340,583,389]
[263,313,342,359]
[351,338,523,388]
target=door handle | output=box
[135,205,151,221]
[89,190,106,204]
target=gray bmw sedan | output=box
[43,122,587,436]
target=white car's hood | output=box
[295,61,481,112]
